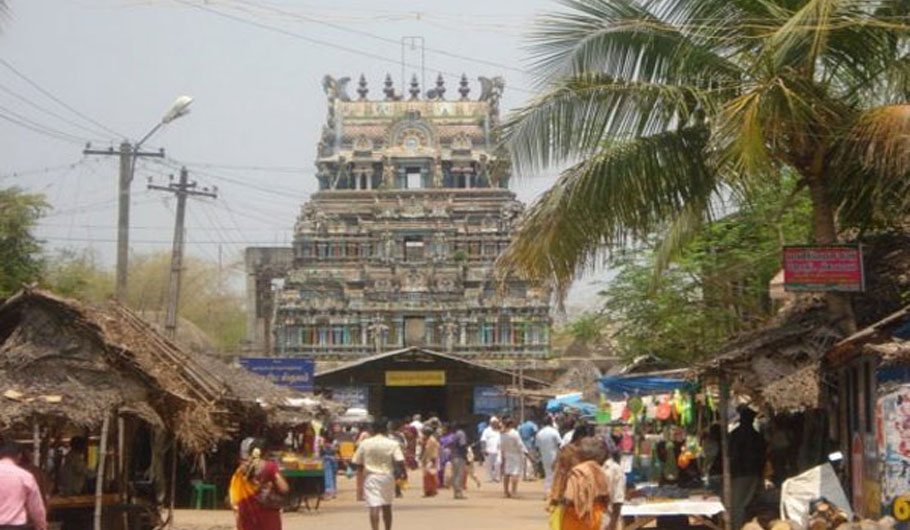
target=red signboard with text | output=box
[783,246,864,292]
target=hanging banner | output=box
[783,246,864,292]
[385,370,445,387]
[239,357,314,392]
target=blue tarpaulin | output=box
[546,393,597,416]
[597,374,688,399]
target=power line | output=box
[229,0,531,76]
[0,109,90,145]
[0,103,99,144]
[0,81,114,140]
[0,57,124,138]
[0,159,86,180]
[174,0,536,95]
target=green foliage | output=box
[567,312,605,343]
[600,174,812,363]
[43,249,246,352]
[43,248,114,301]
[498,0,910,299]
[0,187,48,297]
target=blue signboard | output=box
[239,357,314,392]
[473,386,509,415]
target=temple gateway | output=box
[245,73,551,419]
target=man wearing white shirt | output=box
[535,417,562,496]
[480,417,502,482]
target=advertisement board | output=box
[239,357,314,392]
[473,386,509,415]
[783,246,864,292]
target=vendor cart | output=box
[281,467,325,512]
[622,496,726,530]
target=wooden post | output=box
[168,436,178,528]
[94,415,110,530]
[719,375,733,530]
[32,421,40,467]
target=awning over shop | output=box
[598,372,688,399]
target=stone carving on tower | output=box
[270,73,551,362]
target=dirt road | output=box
[174,474,548,530]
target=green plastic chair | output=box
[190,479,217,509]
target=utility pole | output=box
[84,142,165,303]
[149,167,217,340]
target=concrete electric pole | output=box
[148,167,217,340]
[83,142,164,303]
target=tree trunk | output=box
[806,156,857,334]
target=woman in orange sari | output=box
[229,438,289,530]
[550,437,612,530]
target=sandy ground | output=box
[173,473,549,530]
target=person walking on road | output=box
[420,427,439,497]
[480,418,501,482]
[0,441,47,530]
[536,416,562,497]
[448,423,469,499]
[353,421,406,530]
[499,418,526,498]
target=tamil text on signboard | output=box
[239,357,314,392]
[783,246,864,292]
[384,370,446,387]
[473,386,509,415]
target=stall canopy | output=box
[546,392,597,416]
[598,371,688,399]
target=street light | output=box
[84,95,194,303]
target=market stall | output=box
[591,372,728,530]
[277,422,326,512]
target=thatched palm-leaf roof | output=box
[0,289,228,451]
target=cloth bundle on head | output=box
[240,437,255,460]
[565,461,611,524]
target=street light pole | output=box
[83,96,194,304]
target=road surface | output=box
[174,473,548,530]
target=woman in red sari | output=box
[229,438,289,530]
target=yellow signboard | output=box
[385,370,446,387]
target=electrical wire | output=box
[0,81,115,140]
[0,109,91,145]
[0,57,125,138]
[172,0,537,95]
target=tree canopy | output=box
[498,0,910,330]
[0,187,48,297]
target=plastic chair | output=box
[190,479,217,509]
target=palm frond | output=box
[503,72,718,171]
[761,0,844,74]
[530,0,742,87]
[497,127,716,294]
[840,104,910,181]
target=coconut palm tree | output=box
[498,0,910,331]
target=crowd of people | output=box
[221,410,629,530]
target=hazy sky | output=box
[0,0,601,311]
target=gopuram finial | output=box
[383,73,397,101]
[357,74,369,100]
[409,74,420,100]
[458,73,470,100]
[435,73,446,100]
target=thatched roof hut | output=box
[0,289,230,451]
[694,228,910,412]
[0,289,342,448]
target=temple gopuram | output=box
[246,73,551,370]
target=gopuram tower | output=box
[267,73,551,364]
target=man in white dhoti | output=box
[353,421,406,530]
[535,416,561,499]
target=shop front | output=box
[314,347,547,423]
